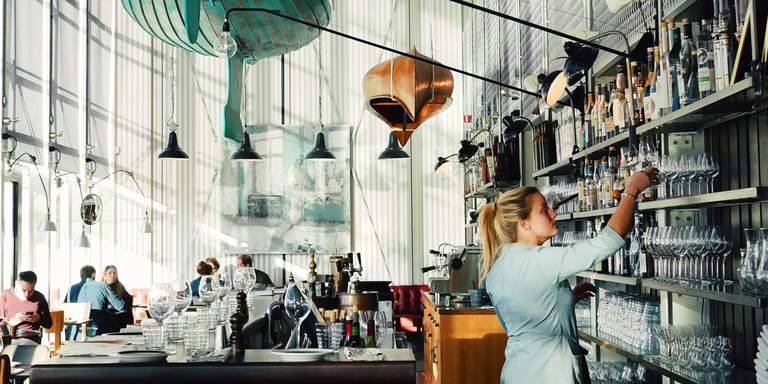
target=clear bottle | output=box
[627,213,643,277]
[365,310,377,348]
[588,161,599,211]
[583,92,594,149]
[593,84,605,144]
[609,80,625,134]
[631,61,645,125]
[678,19,698,106]
[484,145,495,183]
[657,23,672,111]
[697,19,716,98]
[668,20,682,111]
[576,161,586,212]
[600,157,613,209]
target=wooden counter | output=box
[422,292,506,384]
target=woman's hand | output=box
[573,282,597,302]
[625,167,660,196]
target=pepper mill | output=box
[229,310,245,355]
[236,291,248,324]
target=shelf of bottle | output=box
[532,158,575,178]
[532,77,759,178]
[575,271,642,286]
[578,328,756,384]
[464,181,520,199]
[558,187,767,221]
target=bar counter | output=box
[29,349,416,384]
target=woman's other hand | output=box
[573,282,597,302]
[625,167,660,196]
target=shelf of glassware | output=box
[578,328,756,384]
[575,271,642,286]
[643,279,768,308]
[531,77,759,179]
[661,0,698,22]
[560,187,767,221]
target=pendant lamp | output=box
[306,35,335,161]
[159,49,189,160]
[231,66,262,161]
[378,132,409,160]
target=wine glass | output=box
[166,280,193,346]
[214,272,231,324]
[283,281,310,349]
[234,267,256,292]
[148,283,175,351]
[198,275,218,305]
[360,311,389,348]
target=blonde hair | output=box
[478,186,540,278]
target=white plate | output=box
[111,350,168,364]
[269,349,334,362]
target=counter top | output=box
[422,291,496,315]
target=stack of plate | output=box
[757,325,768,384]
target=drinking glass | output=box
[198,275,218,305]
[234,267,256,292]
[184,318,211,361]
[284,281,311,349]
[148,283,175,351]
[214,272,231,324]
[141,319,164,350]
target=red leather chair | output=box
[391,285,430,334]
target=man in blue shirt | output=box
[64,265,96,303]
[77,272,126,335]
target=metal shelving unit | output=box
[558,187,767,222]
[643,280,768,308]
[464,181,521,200]
[531,77,760,179]
[575,271,642,286]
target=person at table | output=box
[236,254,275,288]
[479,169,658,384]
[206,257,220,274]
[64,265,96,303]
[190,260,213,298]
[102,265,133,327]
[0,271,52,343]
[77,269,126,334]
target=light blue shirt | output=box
[76,278,126,311]
[485,227,625,384]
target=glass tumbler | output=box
[141,319,164,350]
[184,324,211,360]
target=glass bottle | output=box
[628,212,644,278]
[587,160,599,211]
[593,84,605,144]
[485,143,496,182]
[658,23,671,111]
[697,19,716,98]
[583,92,594,149]
[631,61,645,125]
[349,309,362,347]
[365,311,377,348]
[479,143,489,184]
[600,157,613,209]
[577,160,586,212]
[609,80,625,134]
[678,19,698,106]
[668,20,682,111]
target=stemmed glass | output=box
[148,283,175,351]
[165,280,193,351]
[197,275,218,330]
[214,272,231,324]
[360,311,389,348]
[283,280,311,349]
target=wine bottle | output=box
[349,309,362,348]
[366,311,377,348]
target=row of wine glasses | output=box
[551,231,591,246]
[656,153,720,199]
[653,325,733,371]
[644,226,733,286]
[739,228,768,295]
[540,181,578,214]
[596,292,659,355]
[587,361,646,384]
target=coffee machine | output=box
[448,246,483,291]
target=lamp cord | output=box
[9,153,50,211]
[170,48,177,127]
[91,169,149,209]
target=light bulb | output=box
[214,29,238,59]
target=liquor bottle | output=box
[343,311,352,347]
[658,23,672,112]
[697,19,716,98]
[644,47,659,121]
[668,20,682,111]
[608,147,621,206]
[479,143,490,184]
[678,19,698,106]
[586,220,600,271]
[349,309,363,347]
[609,79,625,134]
[583,91,594,149]
[631,61,645,125]
[603,84,614,139]
[627,212,644,278]
[587,160,598,211]
[493,136,504,182]
[366,311,377,348]
[484,144,496,182]
[593,84,605,144]
[600,157,613,209]
[577,160,586,212]
[713,5,733,91]
[599,217,612,273]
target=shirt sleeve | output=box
[105,286,126,312]
[38,295,52,329]
[533,227,626,284]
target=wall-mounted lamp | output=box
[8,153,56,232]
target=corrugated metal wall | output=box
[1,0,465,300]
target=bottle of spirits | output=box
[668,20,682,111]
[349,309,363,347]
[594,84,605,144]
[584,91,594,149]
[600,157,613,209]
[628,212,644,278]
[588,160,599,211]
[631,61,645,125]
[604,84,614,138]
[576,161,586,212]
[610,79,625,134]
[484,144,495,183]
[343,311,353,347]
[713,7,733,91]
[697,19,716,98]
[479,143,490,184]
[658,23,672,112]
[366,311,377,348]
[678,19,698,106]
[608,147,621,206]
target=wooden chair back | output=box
[0,354,9,384]
[44,310,65,355]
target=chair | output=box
[391,285,430,334]
[130,288,149,325]
[0,354,9,384]
[60,303,91,341]
[43,311,64,356]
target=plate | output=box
[269,349,334,362]
[111,350,168,364]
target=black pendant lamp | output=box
[305,129,336,161]
[378,132,409,159]
[231,131,262,161]
[159,130,189,159]
[458,140,479,162]
[538,71,561,103]
[159,49,189,160]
